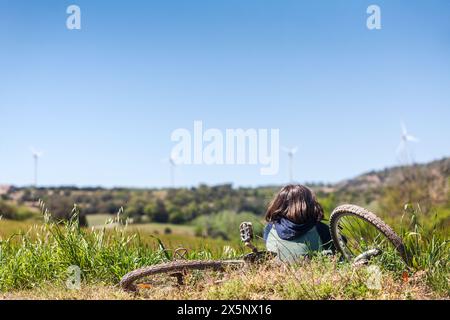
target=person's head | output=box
[265,184,324,224]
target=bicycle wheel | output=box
[120,260,245,292]
[330,205,408,264]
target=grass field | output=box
[0,209,448,300]
[85,214,232,251]
[1,259,445,300]
[0,219,35,238]
[0,217,238,253]
[86,213,196,236]
[86,214,116,227]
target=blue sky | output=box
[0,0,449,188]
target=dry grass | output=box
[1,285,132,300]
[2,259,446,300]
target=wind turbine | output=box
[30,147,43,187]
[397,122,419,164]
[161,155,178,188]
[281,146,298,183]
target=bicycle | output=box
[329,204,408,266]
[120,205,408,292]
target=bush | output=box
[193,211,264,241]
[144,200,169,223]
[0,201,35,221]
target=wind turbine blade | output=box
[291,147,299,154]
[281,146,291,153]
[401,122,408,136]
[162,154,180,166]
[406,135,419,142]
[30,147,43,157]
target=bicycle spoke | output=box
[337,214,396,261]
[330,205,407,265]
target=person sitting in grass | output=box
[264,184,334,262]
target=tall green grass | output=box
[398,204,449,294]
[0,201,447,297]
[370,204,449,294]
[0,204,235,292]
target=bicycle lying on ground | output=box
[120,204,408,292]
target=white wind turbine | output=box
[30,147,43,187]
[281,146,298,183]
[397,122,419,164]
[161,155,178,188]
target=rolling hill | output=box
[0,157,449,224]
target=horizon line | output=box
[3,155,448,190]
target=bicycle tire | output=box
[120,260,245,292]
[330,204,408,264]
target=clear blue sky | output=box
[1,0,449,188]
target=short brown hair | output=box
[265,184,324,224]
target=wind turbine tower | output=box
[162,155,178,188]
[282,146,298,183]
[397,122,419,164]
[169,156,176,188]
[30,148,43,187]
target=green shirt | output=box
[266,226,327,263]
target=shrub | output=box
[193,211,264,241]
[0,201,35,221]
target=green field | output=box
[0,210,448,300]
[1,177,449,300]
[0,219,35,238]
[85,214,116,227]
[86,213,196,236]
[1,217,238,252]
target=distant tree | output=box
[144,199,168,223]
[166,202,187,224]
[0,201,18,219]
[46,198,88,227]
[379,167,433,217]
